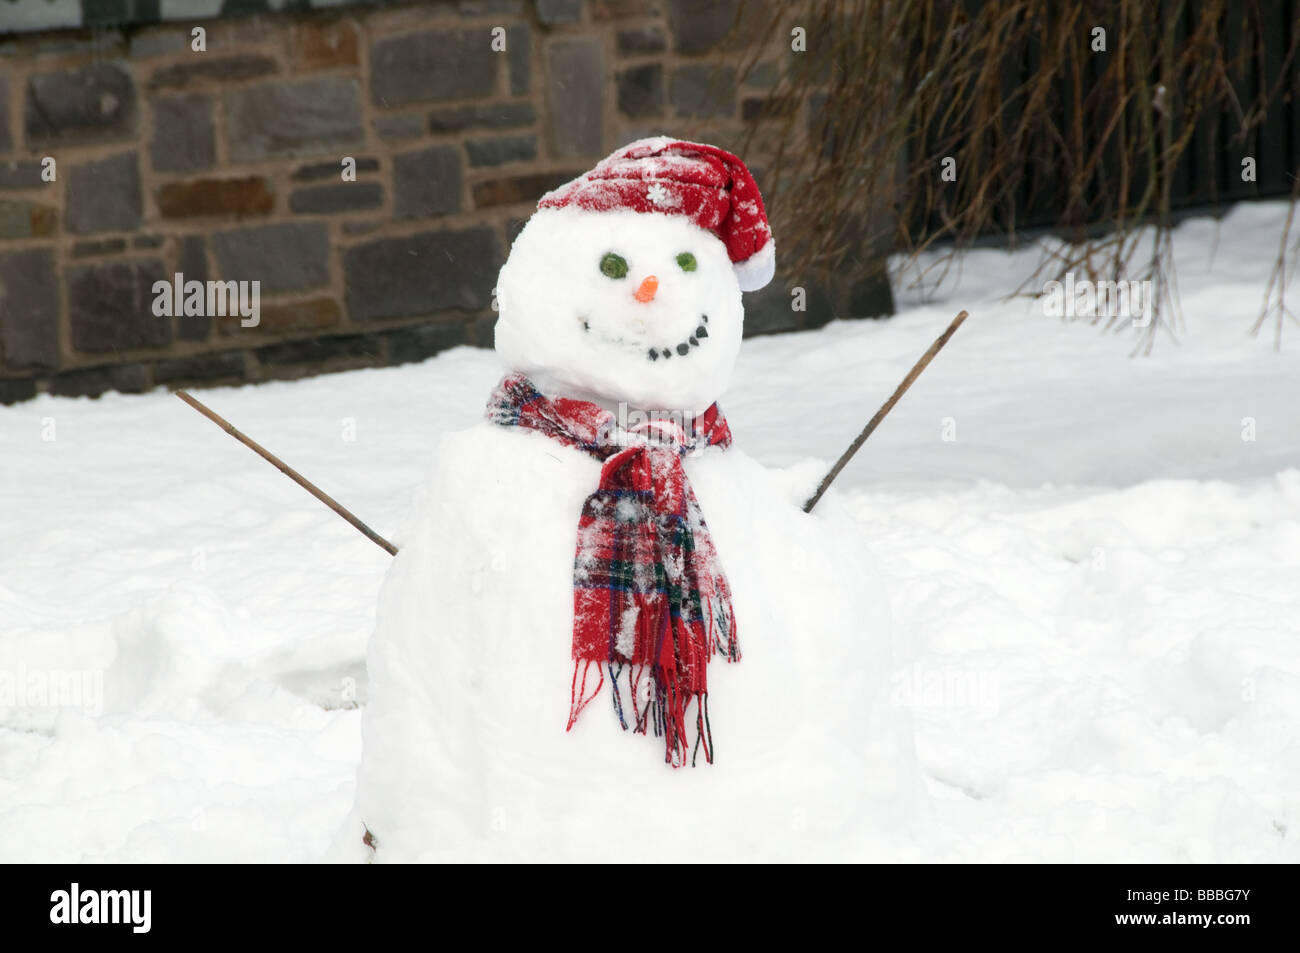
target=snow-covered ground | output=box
[2,202,1297,862]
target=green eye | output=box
[600,252,628,279]
[676,252,697,272]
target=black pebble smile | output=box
[646,314,708,362]
[579,313,710,361]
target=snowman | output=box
[340,138,917,862]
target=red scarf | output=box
[487,374,739,766]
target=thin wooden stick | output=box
[803,309,969,513]
[175,389,399,557]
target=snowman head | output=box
[494,138,775,414]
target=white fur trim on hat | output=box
[733,239,775,292]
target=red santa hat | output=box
[537,137,776,292]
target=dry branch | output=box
[175,390,398,557]
[804,309,969,513]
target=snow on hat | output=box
[538,137,776,292]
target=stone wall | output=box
[0,0,837,404]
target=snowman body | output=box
[342,141,917,862]
[349,428,913,862]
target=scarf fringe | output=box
[566,659,604,731]
[575,660,715,767]
[564,593,738,767]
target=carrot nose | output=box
[633,275,658,303]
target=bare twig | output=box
[804,309,969,513]
[175,389,398,557]
[1251,170,1300,349]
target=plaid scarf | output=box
[487,374,739,767]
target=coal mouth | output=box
[579,314,710,362]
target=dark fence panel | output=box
[921,0,1298,238]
